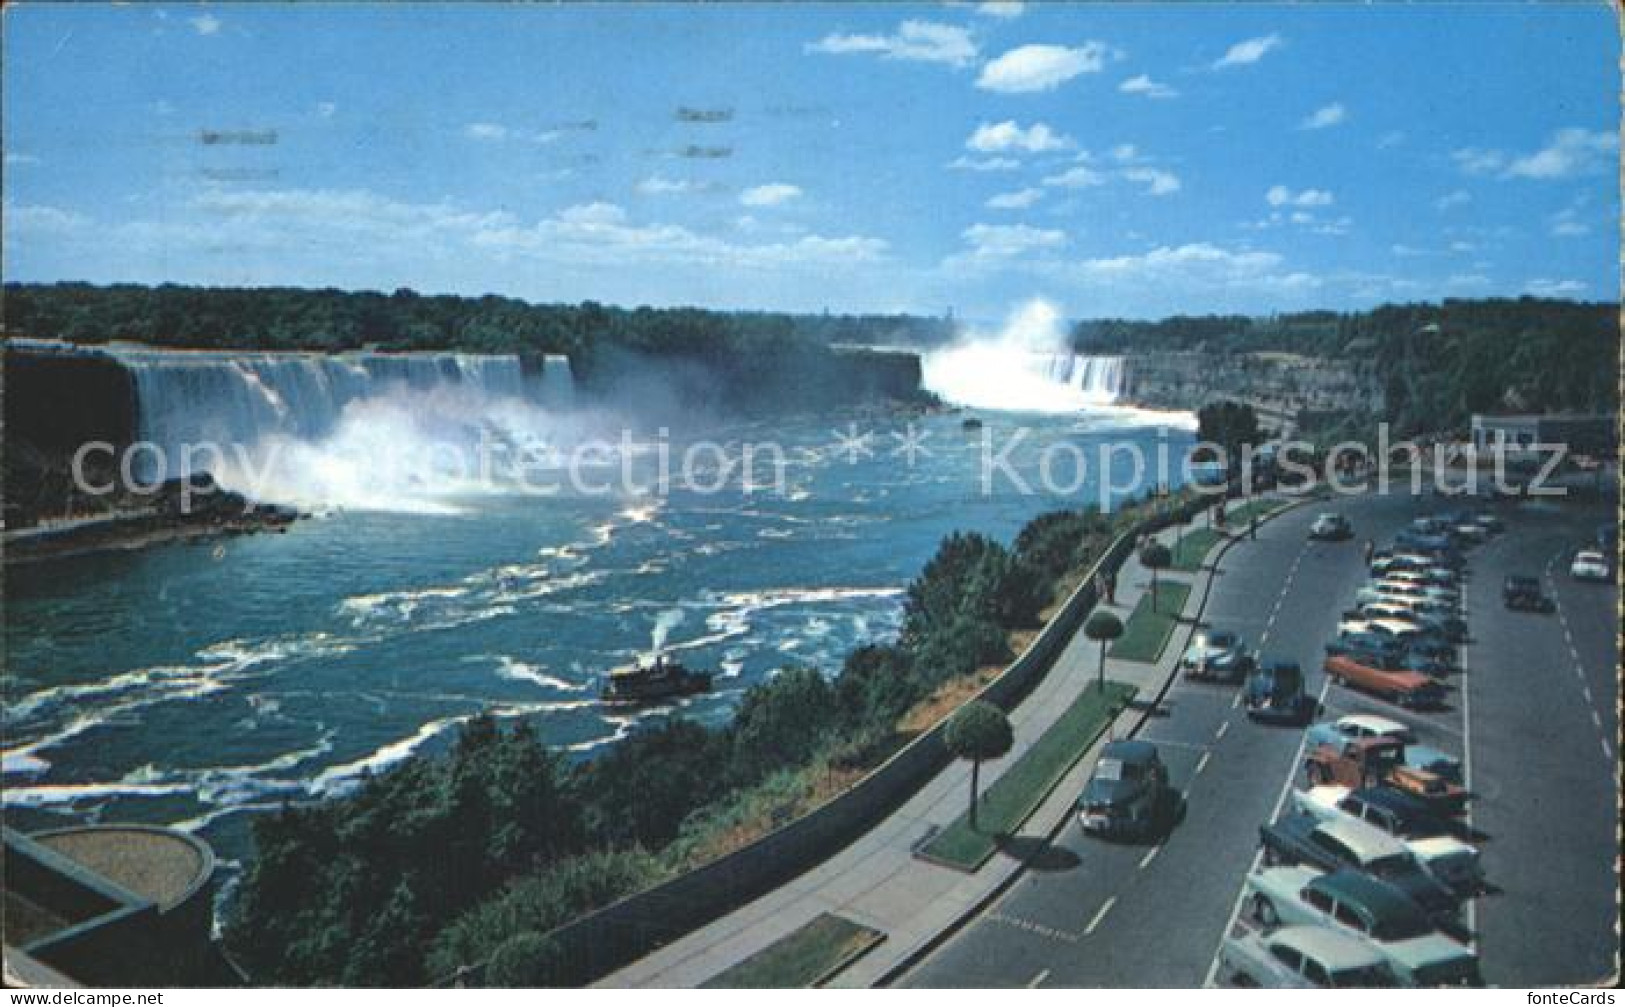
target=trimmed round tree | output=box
[1140,540,1173,613]
[945,700,1014,832]
[1084,609,1124,693]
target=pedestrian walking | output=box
[1362,539,1375,564]
[1249,512,1258,541]
[1106,570,1116,604]
[1094,572,1107,604]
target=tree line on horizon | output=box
[1072,297,1618,435]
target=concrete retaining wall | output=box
[540,492,1224,986]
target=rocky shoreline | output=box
[3,476,298,565]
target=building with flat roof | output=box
[3,825,235,987]
[1470,413,1615,456]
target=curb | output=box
[871,492,1314,988]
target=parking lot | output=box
[904,487,1617,988]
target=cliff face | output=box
[1122,350,1384,435]
[3,344,139,528]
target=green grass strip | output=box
[701,913,884,988]
[919,681,1137,871]
[1109,581,1192,663]
[1224,497,1286,529]
[1170,527,1223,571]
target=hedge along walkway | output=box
[701,914,883,989]
[1109,581,1192,663]
[918,681,1136,871]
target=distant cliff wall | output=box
[1122,350,1385,435]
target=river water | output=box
[3,344,1193,871]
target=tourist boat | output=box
[600,654,712,705]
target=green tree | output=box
[944,701,1014,831]
[484,932,565,988]
[1140,541,1172,614]
[1083,610,1124,693]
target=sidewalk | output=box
[597,497,1293,989]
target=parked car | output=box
[1394,530,1458,558]
[1304,737,1467,816]
[1243,660,1317,725]
[1293,785,1484,894]
[1258,814,1461,924]
[1326,633,1407,663]
[1309,513,1354,541]
[1570,550,1611,582]
[1180,628,1255,682]
[1243,868,1481,986]
[1221,924,1397,988]
[1307,714,1415,749]
[1324,654,1446,710]
[1076,740,1180,839]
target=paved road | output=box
[901,489,1617,988]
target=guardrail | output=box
[540,492,1226,987]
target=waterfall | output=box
[537,354,576,410]
[101,348,573,501]
[1040,353,1125,403]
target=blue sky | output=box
[3,2,1618,320]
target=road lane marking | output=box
[1215,721,1230,741]
[1135,736,1211,753]
[1139,845,1162,870]
[1230,693,1242,709]
[1084,897,1117,935]
[987,911,1080,944]
[1026,969,1049,988]
[1195,751,1212,775]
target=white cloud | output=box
[966,120,1073,154]
[557,202,628,226]
[947,155,1021,172]
[1213,34,1281,69]
[465,122,510,141]
[1504,128,1617,180]
[1073,243,1308,292]
[1451,147,1505,175]
[1118,74,1177,99]
[1454,129,1617,181]
[637,176,700,196]
[740,183,803,207]
[986,187,1044,210]
[1121,167,1181,196]
[1265,185,1334,208]
[1523,278,1587,297]
[1042,165,1107,188]
[960,222,1067,257]
[3,202,91,234]
[1108,144,1140,163]
[1300,103,1346,130]
[190,12,221,35]
[808,20,977,67]
[977,1,1024,18]
[976,43,1107,93]
[1377,131,1406,149]
[1434,190,1471,211]
[316,102,338,119]
[4,152,41,167]
[1551,220,1589,237]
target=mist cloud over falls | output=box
[922,299,1128,413]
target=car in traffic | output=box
[1243,660,1317,725]
[1076,740,1180,840]
[1180,628,1255,682]
[1257,814,1461,924]
[1309,513,1354,541]
[1502,575,1555,612]
[1570,549,1611,582]
[1293,785,1484,894]
[1243,868,1481,986]
[1323,654,1447,709]
[1221,924,1398,988]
